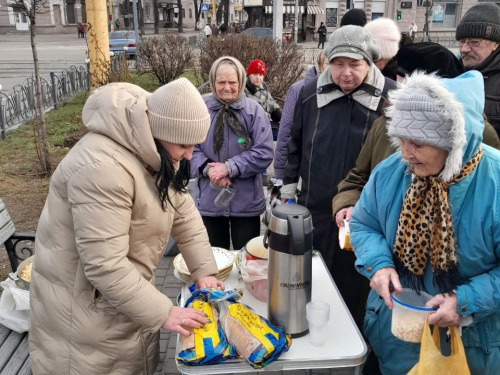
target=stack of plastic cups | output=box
[306,301,330,346]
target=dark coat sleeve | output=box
[332,115,391,215]
[483,114,500,150]
[283,86,306,185]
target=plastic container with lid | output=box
[391,288,435,343]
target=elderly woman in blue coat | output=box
[191,56,274,250]
[350,70,500,375]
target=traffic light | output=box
[109,14,113,21]
[397,11,402,21]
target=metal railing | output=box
[0,65,90,139]
[0,53,131,139]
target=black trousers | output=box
[202,216,261,251]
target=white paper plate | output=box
[174,269,192,284]
[173,247,235,276]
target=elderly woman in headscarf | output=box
[191,56,274,251]
[350,70,500,375]
[281,25,397,329]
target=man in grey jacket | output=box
[456,3,500,136]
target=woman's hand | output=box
[161,306,211,336]
[370,267,403,309]
[195,276,225,291]
[335,206,354,227]
[426,293,461,327]
[207,162,229,185]
[210,176,232,188]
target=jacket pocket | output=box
[461,314,500,375]
[89,286,120,314]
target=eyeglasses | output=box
[458,39,485,48]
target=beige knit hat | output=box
[148,77,210,145]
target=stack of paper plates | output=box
[173,247,235,283]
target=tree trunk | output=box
[124,0,131,28]
[194,0,200,30]
[177,0,183,32]
[138,0,145,35]
[216,2,222,25]
[153,0,159,34]
[223,0,229,26]
[29,8,51,174]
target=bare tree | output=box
[215,0,230,26]
[138,34,194,85]
[7,0,51,174]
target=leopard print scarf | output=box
[393,147,483,293]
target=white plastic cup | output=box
[339,219,352,250]
[391,288,434,343]
[306,301,330,347]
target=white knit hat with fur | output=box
[148,77,210,145]
[364,17,401,60]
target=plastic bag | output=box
[207,289,291,369]
[177,289,236,366]
[238,251,268,302]
[407,317,471,375]
[0,278,30,333]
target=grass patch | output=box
[181,69,204,87]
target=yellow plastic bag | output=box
[408,317,470,375]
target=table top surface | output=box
[176,251,367,374]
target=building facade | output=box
[0,0,241,34]
[0,0,498,35]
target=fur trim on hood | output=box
[386,71,467,182]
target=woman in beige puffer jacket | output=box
[29,78,223,375]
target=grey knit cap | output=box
[325,25,381,65]
[387,86,453,151]
[455,3,500,42]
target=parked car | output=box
[239,27,273,38]
[109,31,139,58]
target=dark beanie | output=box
[396,42,465,78]
[340,9,367,27]
[455,3,500,42]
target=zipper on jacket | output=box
[305,108,321,207]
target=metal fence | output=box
[0,65,90,139]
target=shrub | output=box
[138,35,195,85]
[198,34,304,100]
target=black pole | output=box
[50,72,58,110]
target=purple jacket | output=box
[191,94,274,217]
[273,67,318,180]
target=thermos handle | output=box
[263,228,269,249]
[287,214,305,255]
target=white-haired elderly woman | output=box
[281,25,397,329]
[191,56,274,251]
[350,70,500,374]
